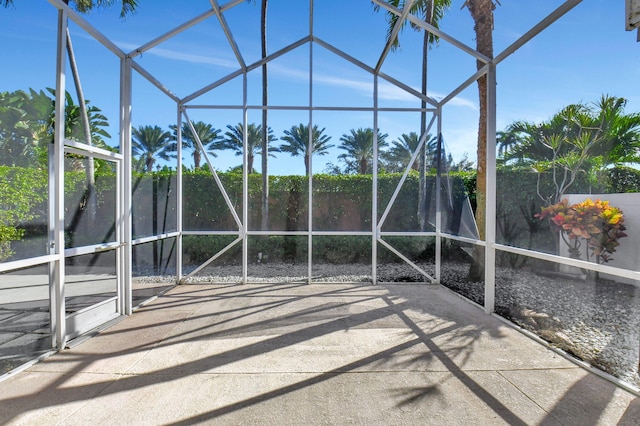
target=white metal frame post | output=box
[372,75,379,284]
[47,133,57,348]
[307,0,314,285]
[176,105,184,283]
[484,61,497,314]
[435,107,442,283]
[53,8,68,348]
[121,57,133,315]
[242,73,249,285]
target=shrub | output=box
[536,198,627,264]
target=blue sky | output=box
[1,0,638,175]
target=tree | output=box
[0,89,53,167]
[1,88,111,167]
[448,152,476,172]
[248,0,270,228]
[3,0,138,227]
[381,131,437,173]
[220,122,278,173]
[279,123,334,176]
[131,125,175,172]
[499,95,640,205]
[496,127,523,162]
[2,0,137,17]
[338,128,388,175]
[57,89,110,147]
[260,0,269,229]
[170,121,222,169]
[579,95,640,167]
[462,0,499,280]
[377,0,451,229]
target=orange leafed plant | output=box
[536,198,627,264]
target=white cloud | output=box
[433,92,478,110]
[116,40,238,68]
[146,47,238,68]
[271,63,478,108]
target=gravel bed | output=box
[438,261,640,389]
[134,261,640,389]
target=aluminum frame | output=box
[6,0,640,362]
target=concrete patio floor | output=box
[0,283,638,425]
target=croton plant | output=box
[536,198,627,264]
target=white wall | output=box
[566,193,640,284]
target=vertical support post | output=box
[372,75,379,285]
[435,108,442,283]
[176,103,183,283]
[48,140,56,348]
[484,61,497,314]
[115,158,123,312]
[53,8,68,349]
[307,4,314,285]
[307,117,313,286]
[242,73,249,284]
[121,56,133,314]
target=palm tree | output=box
[382,132,437,173]
[170,121,222,169]
[3,0,138,226]
[3,0,137,16]
[338,128,388,175]
[461,0,498,280]
[496,127,524,162]
[56,90,110,147]
[589,95,640,166]
[503,97,640,167]
[132,125,175,172]
[220,122,278,173]
[248,0,270,228]
[0,89,54,167]
[279,123,334,176]
[499,96,640,205]
[377,0,451,229]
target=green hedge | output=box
[4,165,640,265]
[605,166,640,193]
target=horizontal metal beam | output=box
[184,105,438,113]
[246,36,311,73]
[494,243,640,284]
[130,61,181,103]
[47,0,126,59]
[127,9,217,59]
[313,36,374,75]
[439,64,488,107]
[439,233,485,246]
[64,140,123,161]
[375,0,416,73]
[182,68,245,104]
[0,255,58,273]
[211,0,246,70]
[132,232,181,245]
[378,237,436,283]
[371,0,490,63]
[378,71,438,107]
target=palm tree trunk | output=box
[194,149,201,169]
[66,27,97,228]
[466,0,494,281]
[260,0,269,230]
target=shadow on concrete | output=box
[0,283,636,424]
